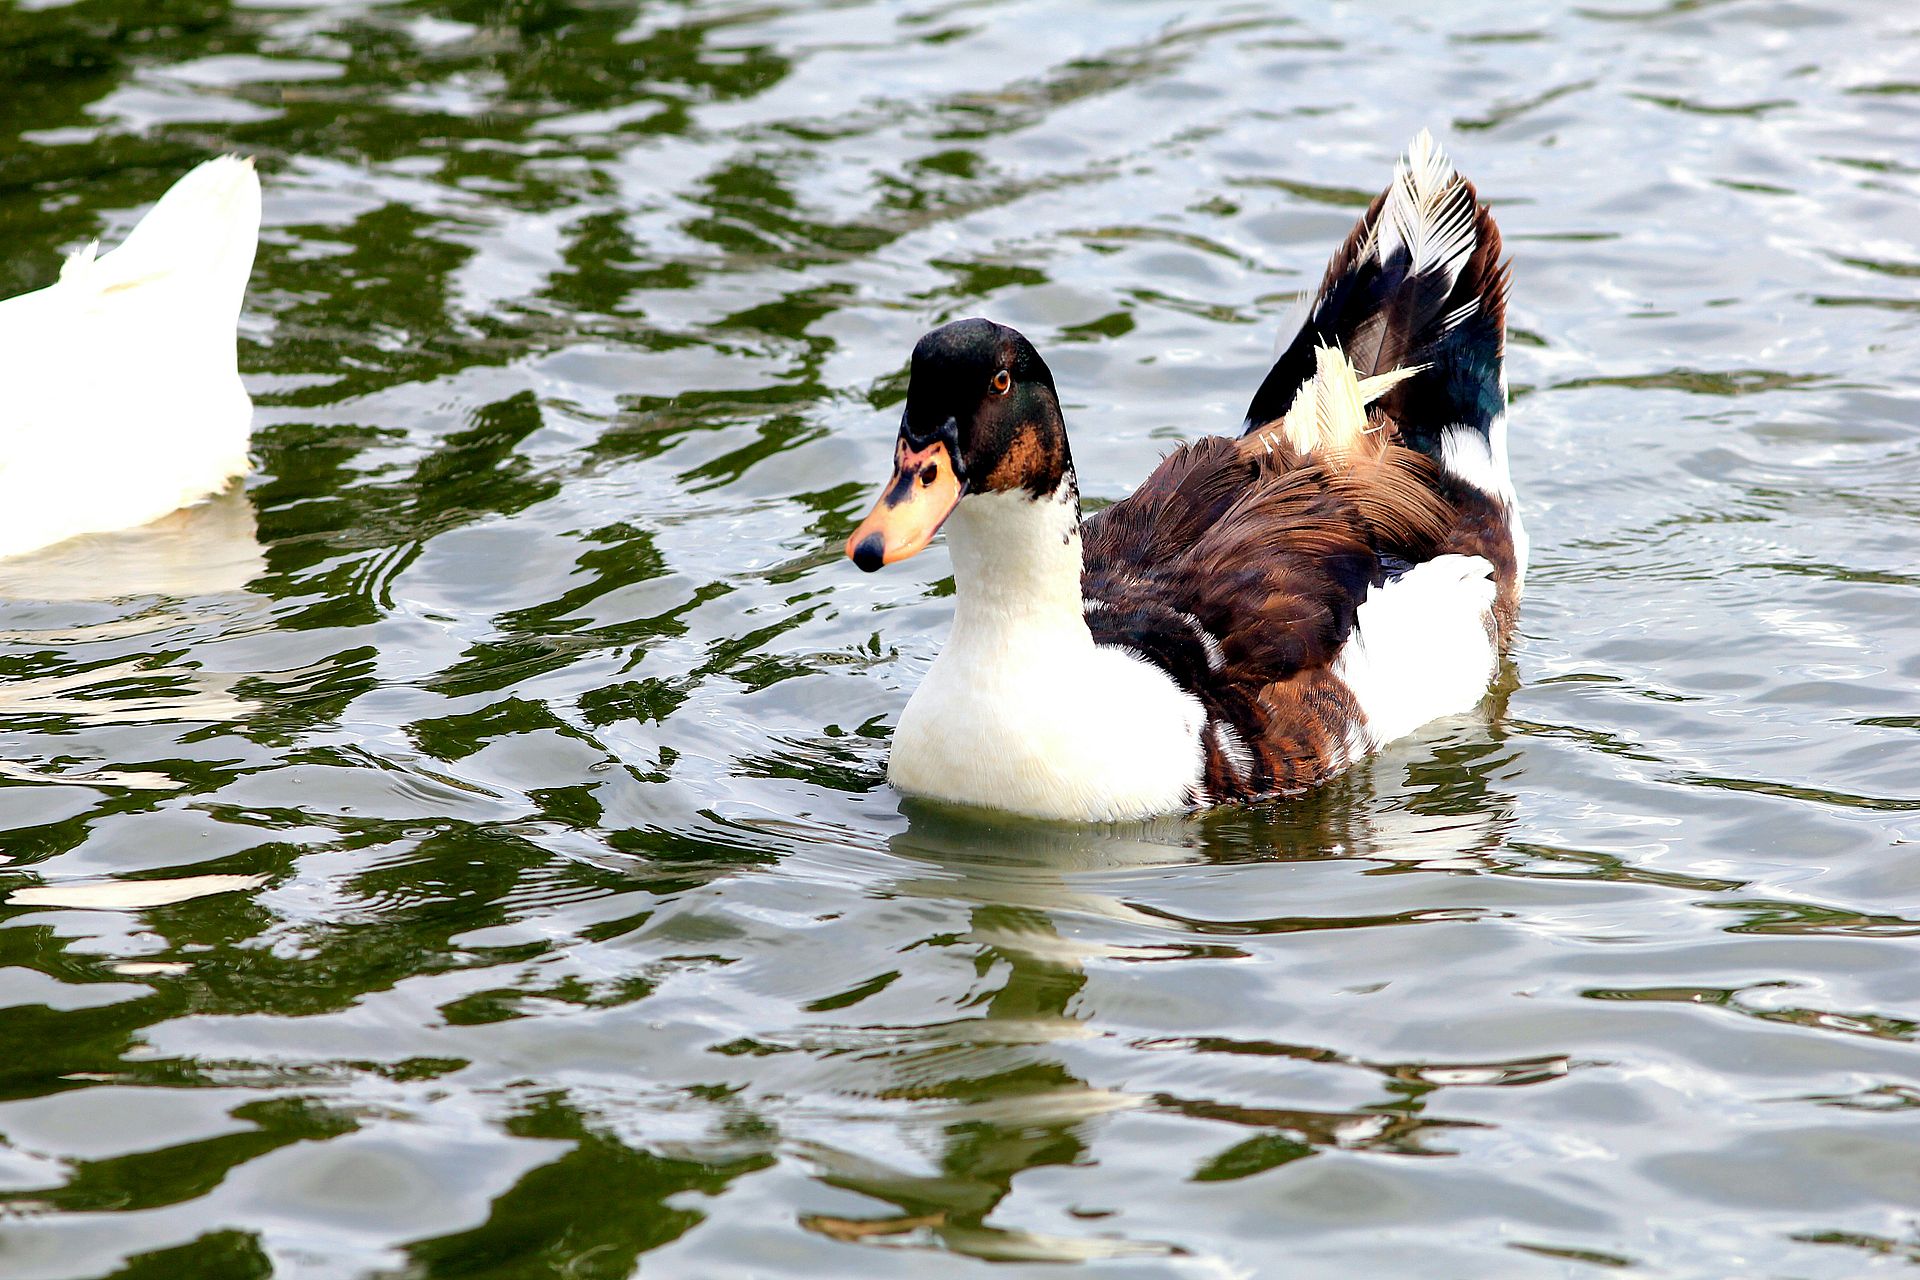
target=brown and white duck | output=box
[846,131,1525,822]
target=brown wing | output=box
[1090,135,1520,802]
[1081,429,1455,801]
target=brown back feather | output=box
[1080,415,1475,801]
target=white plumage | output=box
[0,156,261,560]
[1270,345,1424,456]
[1439,413,1529,595]
[887,487,1208,823]
[1373,128,1480,290]
[1333,553,1500,751]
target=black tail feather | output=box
[1243,136,1510,458]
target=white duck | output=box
[0,156,261,560]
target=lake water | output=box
[2,1,1918,1276]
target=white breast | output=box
[889,633,1206,823]
[883,486,1206,823]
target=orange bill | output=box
[846,439,962,571]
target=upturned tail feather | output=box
[0,155,261,560]
[58,155,260,314]
[1243,130,1509,459]
[1249,345,1425,459]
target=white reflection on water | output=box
[8,873,267,909]
[0,484,264,603]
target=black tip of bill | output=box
[851,532,886,573]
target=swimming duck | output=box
[0,155,261,561]
[846,132,1525,822]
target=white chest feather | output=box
[890,629,1207,823]
[886,487,1205,823]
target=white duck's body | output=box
[0,156,261,560]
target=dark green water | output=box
[2,1,1918,1276]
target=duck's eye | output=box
[991,369,1011,396]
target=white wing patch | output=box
[1438,410,1529,596]
[1333,554,1498,750]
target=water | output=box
[1,0,1917,1275]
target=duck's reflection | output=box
[798,724,1519,1263]
[0,486,266,729]
[0,482,264,603]
[798,805,1204,1262]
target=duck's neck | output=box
[892,467,1208,821]
[943,473,1087,646]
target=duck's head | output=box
[846,318,1068,571]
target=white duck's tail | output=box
[0,156,261,561]
[59,155,260,317]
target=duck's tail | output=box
[58,155,260,326]
[1246,344,1423,460]
[1244,131,1509,480]
[0,156,260,559]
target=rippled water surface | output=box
[2,0,1919,1275]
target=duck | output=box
[845,131,1526,823]
[0,155,261,561]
